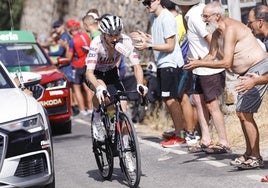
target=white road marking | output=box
[197,157,228,167]
[74,119,90,126]
[139,137,229,168]
[75,121,228,168]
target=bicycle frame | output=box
[99,90,132,156]
[93,89,143,187]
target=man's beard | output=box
[206,20,218,34]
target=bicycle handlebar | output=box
[99,89,148,111]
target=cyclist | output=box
[85,14,148,143]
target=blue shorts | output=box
[72,66,86,84]
[59,64,73,82]
[236,58,268,113]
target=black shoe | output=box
[72,105,80,116]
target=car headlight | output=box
[44,78,67,90]
[0,114,45,133]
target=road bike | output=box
[91,88,146,187]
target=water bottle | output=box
[94,121,105,142]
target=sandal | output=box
[188,141,213,153]
[200,141,214,152]
[230,153,248,166]
[261,175,268,182]
[205,144,231,154]
[237,156,264,170]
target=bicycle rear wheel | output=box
[91,113,114,180]
[118,112,141,188]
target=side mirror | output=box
[57,57,70,66]
[10,72,42,87]
[21,72,42,87]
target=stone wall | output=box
[20,0,150,40]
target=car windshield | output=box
[0,43,49,68]
[0,65,15,89]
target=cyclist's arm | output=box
[86,69,105,90]
[85,42,106,91]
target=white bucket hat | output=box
[170,0,200,6]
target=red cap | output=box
[66,19,80,29]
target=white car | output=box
[0,61,55,187]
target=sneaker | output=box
[76,111,91,120]
[81,110,90,116]
[161,136,186,148]
[160,134,176,145]
[162,130,175,140]
[185,131,200,147]
[125,152,135,172]
[87,109,93,115]
[72,105,80,116]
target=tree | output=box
[0,0,23,30]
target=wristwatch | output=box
[148,43,153,50]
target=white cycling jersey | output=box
[86,34,140,72]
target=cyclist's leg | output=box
[91,79,107,141]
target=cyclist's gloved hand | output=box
[137,84,148,96]
[96,85,107,103]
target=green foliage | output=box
[0,0,23,30]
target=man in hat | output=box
[62,19,94,117]
[49,20,81,115]
[49,20,71,58]
[171,0,230,153]
[82,11,101,41]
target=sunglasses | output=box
[142,0,156,7]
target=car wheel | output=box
[51,120,72,135]
[63,120,72,134]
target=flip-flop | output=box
[261,175,268,182]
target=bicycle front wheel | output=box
[91,113,114,180]
[118,112,141,188]
[92,140,114,180]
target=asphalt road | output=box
[52,115,268,188]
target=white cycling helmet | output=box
[99,15,123,35]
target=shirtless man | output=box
[236,5,268,94]
[236,73,268,93]
[184,1,268,170]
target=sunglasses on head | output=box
[142,0,156,7]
